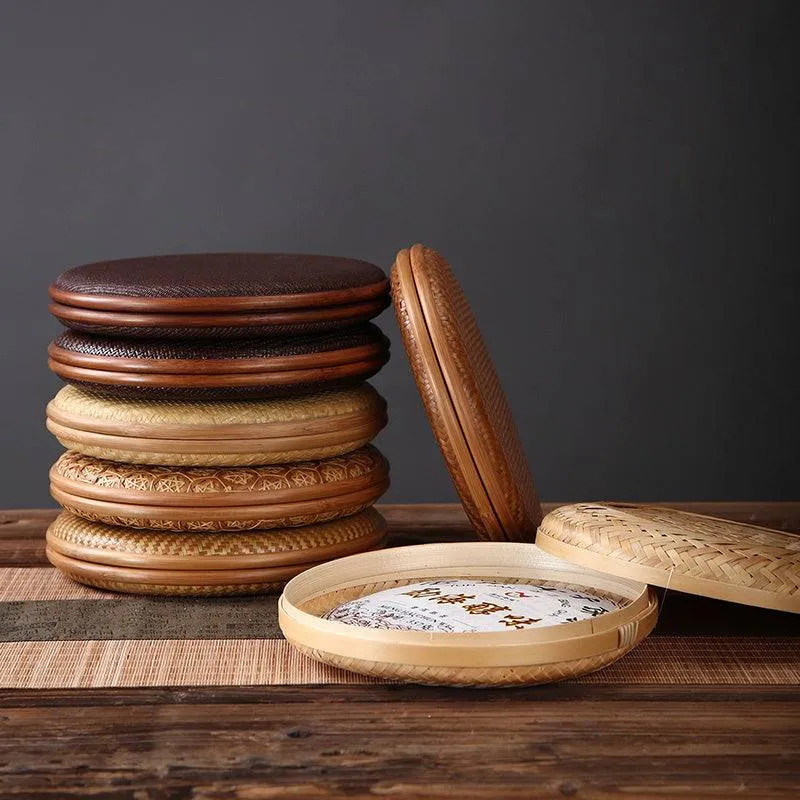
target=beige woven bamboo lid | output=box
[47,383,386,437]
[46,384,387,466]
[536,503,800,614]
[390,245,542,543]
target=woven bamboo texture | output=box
[46,384,387,465]
[48,384,386,431]
[51,447,387,503]
[50,298,387,339]
[289,639,639,687]
[46,433,376,467]
[46,509,387,566]
[49,252,388,311]
[44,571,287,596]
[45,548,303,596]
[391,245,541,542]
[536,503,800,613]
[49,447,389,530]
[279,542,656,687]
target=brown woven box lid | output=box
[49,325,389,373]
[50,253,388,312]
[391,244,542,543]
[49,253,389,338]
[536,503,800,613]
[47,325,390,400]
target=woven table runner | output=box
[0,565,797,689]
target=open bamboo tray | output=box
[279,542,659,687]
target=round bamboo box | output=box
[50,447,389,531]
[48,326,389,400]
[391,245,542,542]
[47,509,388,596]
[279,542,658,687]
[49,252,389,338]
[46,384,387,466]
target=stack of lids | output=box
[45,253,392,595]
[279,244,799,687]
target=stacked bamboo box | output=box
[45,253,391,595]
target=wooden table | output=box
[1,503,798,799]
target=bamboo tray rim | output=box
[46,527,388,570]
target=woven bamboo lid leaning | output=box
[279,542,658,687]
[536,503,800,614]
[391,245,542,542]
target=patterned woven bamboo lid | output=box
[536,503,800,613]
[47,508,387,570]
[391,245,542,543]
[49,446,389,532]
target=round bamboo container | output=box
[46,384,387,466]
[391,245,542,542]
[46,509,388,596]
[279,542,658,687]
[49,446,389,531]
[49,252,389,338]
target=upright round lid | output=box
[536,503,800,613]
[391,244,542,542]
[50,253,388,312]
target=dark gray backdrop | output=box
[1,0,797,508]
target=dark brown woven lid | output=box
[48,325,390,399]
[390,244,542,543]
[50,253,388,312]
[52,325,388,363]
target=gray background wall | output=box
[0,0,797,509]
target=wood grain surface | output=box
[0,503,798,798]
